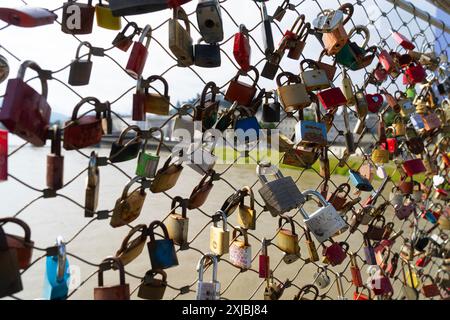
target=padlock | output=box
[194,39,221,68]
[300,59,330,91]
[405,128,424,155]
[282,145,320,169]
[209,210,230,255]
[262,91,281,123]
[316,50,337,82]
[313,267,331,289]
[264,274,285,300]
[233,24,251,72]
[257,162,305,217]
[1,217,33,270]
[229,227,252,270]
[43,237,70,300]
[195,82,219,131]
[0,225,22,298]
[363,236,377,265]
[366,93,384,113]
[438,214,450,230]
[394,91,415,117]
[84,152,99,218]
[138,269,167,300]
[327,183,350,211]
[237,186,256,230]
[412,181,423,202]
[402,159,426,177]
[150,154,184,194]
[421,274,441,298]
[299,190,347,243]
[0,130,6,181]
[317,87,348,111]
[369,269,394,296]
[147,221,178,270]
[403,62,427,85]
[366,216,387,241]
[186,140,217,175]
[371,147,389,164]
[341,70,355,105]
[0,6,57,27]
[273,0,290,21]
[350,252,363,287]
[225,67,259,107]
[61,0,95,34]
[112,22,140,52]
[110,177,146,228]
[259,238,270,279]
[141,75,171,116]
[46,126,64,191]
[261,49,283,80]
[276,215,300,263]
[395,203,414,221]
[197,253,220,300]
[402,262,419,300]
[234,107,260,144]
[126,24,152,79]
[423,112,442,131]
[0,60,51,146]
[187,170,214,209]
[0,54,9,84]
[276,71,311,112]
[166,197,189,247]
[392,31,415,50]
[312,6,344,32]
[109,125,142,163]
[108,0,192,15]
[196,0,223,44]
[95,0,121,30]
[354,287,372,300]
[136,128,163,179]
[259,0,274,56]
[371,63,389,84]
[293,284,319,301]
[295,120,327,147]
[378,49,399,75]
[68,42,93,86]
[349,170,373,192]
[169,6,194,67]
[322,3,353,55]
[63,97,106,150]
[94,257,130,300]
[115,224,147,266]
[285,16,309,60]
[322,241,349,266]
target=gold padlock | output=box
[276,71,311,112]
[165,197,189,247]
[341,69,355,105]
[237,186,256,230]
[371,148,390,164]
[142,75,171,116]
[210,210,230,255]
[115,224,147,266]
[111,177,147,228]
[276,215,300,256]
[169,6,194,67]
[150,155,183,194]
[95,0,121,30]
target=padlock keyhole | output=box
[205,19,215,29]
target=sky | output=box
[0,0,448,116]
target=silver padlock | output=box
[390,187,404,208]
[196,253,220,300]
[312,8,344,32]
[313,267,331,289]
[299,190,347,243]
[196,0,224,44]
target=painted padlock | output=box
[229,227,252,270]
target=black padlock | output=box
[262,91,281,123]
[260,1,274,56]
[0,226,23,298]
[261,52,282,80]
[194,39,221,68]
[68,41,93,86]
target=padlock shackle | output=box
[368,214,386,228]
[213,210,228,231]
[233,66,260,87]
[348,25,370,49]
[144,75,170,98]
[240,186,255,210]
[0,217,32,243]
[17,60,48,99]
[173,6,190,35]
[294,284,319,300]
[276,71,301,87]
[303,189,329,207]
[278,215,296,235]
[98,257,126,287]
[121,176,144,200]
[143,269,167,284]
[256,162,284,184]
[116,224,147,258]
[232,227,249,246]
[290,14,305,34]
[300,59,321,72]
[119,21,140,38]
[138,24,152,48]
[200,81,218,106]
[70,96,103,121]
[56,236,67,282]
[147,220,171,242]
[117,125,142,145]
[171,196,187,218]
[75,41,92,60]
[338,3,354,25]
[142,127,164,156]
[197,253,218,282]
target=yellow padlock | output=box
[96,0,122,30]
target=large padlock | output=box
[63,97,106,150]
[194,39,221,68]
[300,59,330,91]
[0,225,23,298]
[225,67,259,107]
[210,210,230,255]
[196,0,223,44]
[46,126,64,191]
[94,257,130,300]
[187,170,214,209]
[295,120,327,147]
[68,41,93,86]
[169,6,194,67]
[126,24,152,79]
[0,217,34,270]
[237,186,256,230]
[138,269,167,300]
[43,237,70,300]
[108,0,192,16]
[166,197,189,247]
[197,254,220,300]
[317,87,348,111]
[229,227,252,270]
[61,0,95,34]
[322,3,353,55]
[147,221,179,270]
[110,177,147,228]
[112,22,140,52]
[150,155,184,194]
[276,71,311,112]
[95,0,121,30]
[109,125,142,163]
[85,152,99,217]
[276,215,300,263]
[257,162,306,217]
[299,190,347,243]
[0,60,51,146]
[262,91,281,123]
[115,224,147,266]
[0,130,7,181]
[195,82,220,131]
[136,128,163,178]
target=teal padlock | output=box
[349,170,373,192]
[336,25,376,71]
[136,128,163,178]
[43,236,70,300]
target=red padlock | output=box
[392,31,415,50]
[0,6,57,27]
[0,130,6,181]
[132,77,146,121]
[350,253,363,287]
[224,67,259,107]
[322,242,348,266]
[0,217,34,269]
[366,93,384,113]
[378,49,398,74]
[233,24,251,72]
[386,138,398,154]
[373,63,388,83]
[317,87,347,111]
[369,271,393,296]
[126,25,152,79]
[402,159,426,177]
[63,97,106,151]
[416,256,431,268]
[403,62,426,85]
[258,238,270,279]
[0,60,51,146]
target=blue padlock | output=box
[410,114,425,131]
[423,210,438,224]
[349,170,373,192]
[235,115,260,143]
[147,221,179,270]
[43,236,70,300]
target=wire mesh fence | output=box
[0,0,449,300]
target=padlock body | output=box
[68,60,93,86]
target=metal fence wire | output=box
[0,0,449,300]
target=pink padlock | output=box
[392,31,415,50]
[402,159,426,177]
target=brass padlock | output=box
[165,197,189,247]
[210,210,230,255]
[115,224,147,266]
[300,59,330,91]
[341,69,355,105]
[169,6,194,67]
[276,215,300,263]
[85,151,99,218]
[276,71,311,112]
[237,186,256,230]
[143,75,171,116]
[138,269,167,300]
[150,155,184,194]
[322,3,354,55]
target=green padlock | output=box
[406,86,416,99]
[336,25,376,71]
[136,128,163,178]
